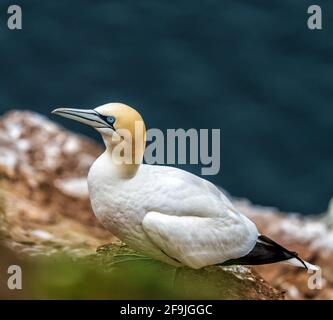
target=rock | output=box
[0,111,102,225]
[0,111,114,257]
[89,244,284,299]
[234,199,333,300]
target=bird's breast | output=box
[87,157,143,239]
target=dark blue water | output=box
[0,1,332,214]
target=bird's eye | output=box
[106,116,115,124]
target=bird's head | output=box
[52,103,146,175]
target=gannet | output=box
[52,103,318,271]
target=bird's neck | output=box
[102,136,145,179]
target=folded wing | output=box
[142,211,258,269]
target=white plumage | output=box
[88,156,258,268]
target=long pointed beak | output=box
[52,108,108,128]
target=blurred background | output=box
[0,0,332,214]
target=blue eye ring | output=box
[106,116,115,124]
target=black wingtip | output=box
[221,234,308,268]
[258,235,308,269]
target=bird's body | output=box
[53,102,319,271]
[88,152,258,268]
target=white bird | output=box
[52,103,318,271]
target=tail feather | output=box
[283,258,319,271]
[221,234,318,270]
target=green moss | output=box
[23,244,275,299]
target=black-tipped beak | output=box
[52,108,109,129]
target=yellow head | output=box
[52,103,146,176]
